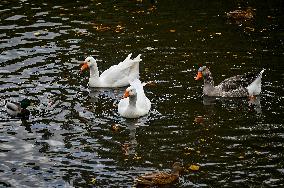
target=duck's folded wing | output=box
[218,72,259,91]
[139,172,171,180]
[100,54,141,85]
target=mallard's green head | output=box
[20,99,31,109]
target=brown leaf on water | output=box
[194,116,204,124]
[115,25,125,33]
[93,24,111,32]
[122,143,130,156]
[133,154,142,160]
[170,29,176,33]
[111,124,120,132]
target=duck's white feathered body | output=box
[81,54,141,88]
[118,79,151,118]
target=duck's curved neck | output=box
[204,69,214,86]
[90,64,99,79]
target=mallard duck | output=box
[118,79,151,118]
[80,53,142,87]
[195,66,265,98]
[5,98,31,118]
[135,162,183,187]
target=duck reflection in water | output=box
[202,96,262,114]
[88,87,125,103]
[88,88,100,103]
[121,118,148,159]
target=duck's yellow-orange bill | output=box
[195,71,203,80]
[123,90,130,98]
[80,62,89,73]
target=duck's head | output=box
[80,56,96,73]
[172,162,183,173]
[123,87,137,98]
[195,66,207,80]
[20,99,31,109]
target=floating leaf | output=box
[111,124,120,132]
[170,29,176,33]
[133,154,142,160]
[194,116,204,124]
[122,143,130,156]
[90,177,96,184]
[238,155,244,159]
[189,164,200,171]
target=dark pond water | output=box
[0,0,284,187]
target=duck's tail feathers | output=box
[123,53,132,62]
[122,53,142,63]
[118,54,141,70]
[247,69,265,96]
[126,54,141,81]
[133,54,142,62]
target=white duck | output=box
[118,79,151,118]
[80,53,142,87]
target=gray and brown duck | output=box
[195,66,265,98]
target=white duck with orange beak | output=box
[118,79,151,118]
[81,53,141,87]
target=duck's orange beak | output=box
[80,62,89,73]
[123,90,130,98]
[195,71,203,80]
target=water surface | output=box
[0,0,283,187]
